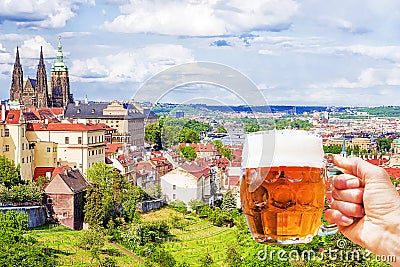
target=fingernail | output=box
[346,179,358,187]
[341,216,353,226]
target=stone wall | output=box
[0,205,47,228]
[136,199,164,212]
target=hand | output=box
[325,155,400,260]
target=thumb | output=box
[333,155,392,186]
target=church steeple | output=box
[10,46,24,103]
[52,36,68,72]
[35,46,49,108]
[50,36,73,108]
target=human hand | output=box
[325,155,400,260]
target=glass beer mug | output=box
[240,130,337,244]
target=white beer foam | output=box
[242,130,324,168]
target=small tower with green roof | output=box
[50,36,73,108]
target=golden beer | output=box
[240,130,327,244]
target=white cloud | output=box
[70,44,194,83]
[310,66,400,89]
[0,0,93,29]
[333,45,400,62]
[103,0,298,36]
[20,36,57,59]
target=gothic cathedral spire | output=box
[36,46,49,108]
[50,36,73,108]
[10,46,23,103]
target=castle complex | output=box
[9,37,73,108]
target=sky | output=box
[1,0,400,107]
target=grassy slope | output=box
[142,207,237,266]
[32,224,142,267]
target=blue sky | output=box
[1,0,400,106]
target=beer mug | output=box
[240,130,337,244]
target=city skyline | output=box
[1,1,400,106]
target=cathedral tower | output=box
[50,36,73,108]
[10,47,24,103]
[35,46,49,108]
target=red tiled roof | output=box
[384,168,400,179]
[137,161,154,172]
[116,154,135,167]
[27,122,105,131]
[190,143,216,152]
[40,107,64,116]
[105,142,124,153]
[366,158,389,166]
[33,167,55,181]
[180,162,210,178]
[52,166,70,178]
[5,110,21,124]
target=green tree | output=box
[220,147,233,161]
[0,183,10,203]
[169,200,188,214]
[161,125,180,148]
[188,199,207,214]
[179,145,197,161]
[378,137,393,152]
[123,185,146,222]
[221,191,237,214]
[225,245,242,267]
[179,128,200,143]
[212,140,223,150]
[34,175,49,188]
[145,122,162,150]
[144,184,162,199]
[0,156,22,188]
[199,253,214,267]
[183,119,212,134]
[9,183,42,204]
[244,122,260,133]
[0,211,56,267]
[85,162,128,226]
[84,183,106,227]
[76,228,106,263]
[215,124,227,133]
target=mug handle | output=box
[318,165,344,236]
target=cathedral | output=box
[10,37,73,109]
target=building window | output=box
[1,129,3,136]
[22,144,24,150]
[5,145,9,152]
[53,147,57,152]
[22,128,25,137]
[54,158,56,163]
[173,185,176,190]
[95,136,97,143]
[173,194,176,200]
[30,156,32,162]
[22,158,25,163]
[78,137,82,144]
[65,137,69,144]
[47,147,51,152]
[4,129,9,137]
